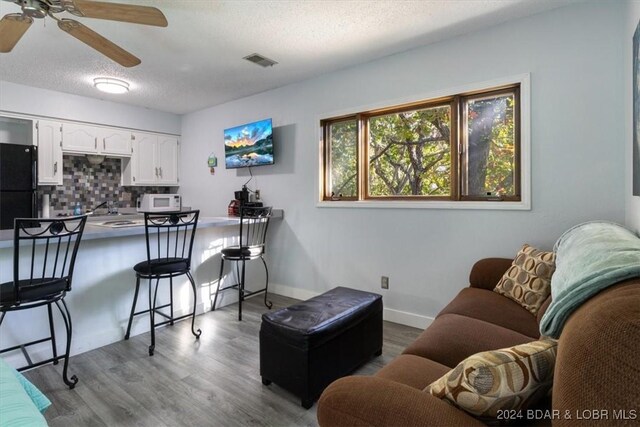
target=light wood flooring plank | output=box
[23,293,421,427]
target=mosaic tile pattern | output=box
[38,156,176,211]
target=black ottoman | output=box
[259,286,383,409]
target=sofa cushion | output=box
[494,244,556,315]
[375,354,450,390]
[403,314,534,368]
[439,288,540,338]
[427,339,557,419]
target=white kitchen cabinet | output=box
[100,128,131,156]
[61,123,100,154]
[156,136,179,185]
[122,132,179,186]
[61,123,132,157]
[36,120,63,185]
[133,133,158,185]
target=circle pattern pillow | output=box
[494,244,556,315]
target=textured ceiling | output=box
[0,0,576,115]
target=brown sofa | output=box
[317,258,640,426]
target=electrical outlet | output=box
[381,276,389,289]
[255,189,261,200]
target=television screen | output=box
[224,118,274,168]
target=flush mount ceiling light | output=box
[93,77,129,94]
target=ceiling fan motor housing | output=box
[20,0,49,19]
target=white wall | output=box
[0,80,180,135]
[180,2,626,326]
[627,1,640,233]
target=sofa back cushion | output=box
[426,339,557,420]
[552,279,640,425]
[494,244,556,316]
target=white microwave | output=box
[137,194,182,212]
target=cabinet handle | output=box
[103,139,105,150]
[95,137,97,149]
[155,167,158,177]
[54,161,58,174]
[159,167,163,178]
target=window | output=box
[321,83,522,204]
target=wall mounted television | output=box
[224,118,274,169]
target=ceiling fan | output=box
[0,0,167,67]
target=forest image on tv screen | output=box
[224,119,273,168]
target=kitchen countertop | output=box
[0,210,283,249]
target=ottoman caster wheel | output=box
[262,378,272,386]
[374,349,382,357]
[301,399,313,410]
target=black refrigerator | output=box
[0,143,38,230]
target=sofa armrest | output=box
[468,258,513,291]
[317,376,484,427]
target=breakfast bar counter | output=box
[0,216,243,249]
[0,211,283,368]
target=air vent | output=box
[243,53,278,68]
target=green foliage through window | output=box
[322,84,520,202]
[369,105,451,197]
[328,120,357,198]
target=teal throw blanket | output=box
[539,221,640,338]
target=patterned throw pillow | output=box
[494,244,556,315]
[426,339,558,419]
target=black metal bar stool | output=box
[0,216,87,389]
[124,210,201,356]
[212,206,272,321]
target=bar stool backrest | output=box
[11,216,87,303]
[239,206,272,252]
[143,210,199,266]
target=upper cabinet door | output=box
[100,128,132,156]
[36,120,63,185]
[156,136,179,185]
[132,132,158,185]
[61,123,99,154]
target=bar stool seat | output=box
[133,258,190,276]
[0,278,68,305]
[220,245,264,259]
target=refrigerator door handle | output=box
[32,146,38,190]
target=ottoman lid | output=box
[261,286,382,349]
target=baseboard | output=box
[270,283,433,329]
[383,308,434,329]
[269,283,321,302]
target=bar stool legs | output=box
[148,278,157,356]
[212,258,225,313]
[261,256,273,310]
[124,273,201,356]
[124,276,141,340]
[54,299,78,389]
[211,256,272,320]
[47,303,58,365]
[186,272,202,339]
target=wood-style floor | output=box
[24,294,422,427]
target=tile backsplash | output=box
[38,156,176,211]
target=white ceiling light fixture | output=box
[93,77,130,94]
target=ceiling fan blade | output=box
[58,18,141,67]
[70,0,168,27]
[0,13,33,53]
